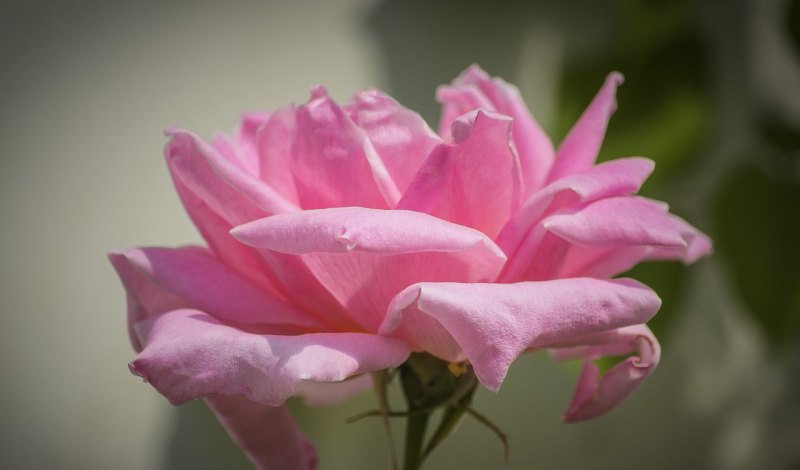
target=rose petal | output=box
[233,111,272,175]
[210,112,272,177]
[130,309,411,406]
[347,90,442,193]
[553,202,713,278]
[546,72,624,183]
[295,374,373,407]
[167,166,283,296]
[109,251,186,352]
[255,106,301,205]
[548,325,661,422]
[380,278,661,391]
[513,197,705,282]
[232,207,507,331]
[291,87,400,209]
[544,196,689,248]
[497,157,655,281]
[109,246,321,332]
[438,64,555,194]
[398,109,523,239]
[166,128,299,221]
[205,395,317,470]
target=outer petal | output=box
[548,325,661,422]
[109,250,186,352]
[206,395,317,470]
[497,157,655,281]
[438,64,555,194]
[290,87,400,209]
[347,90,442,193]
[546,72,624,183]
[232,207,507,332]
[512,197,710,282]
[551,200,713,278]
[108,246,321,332]
[398,109,523,239]
[380,278,661,391]
[543,197,687,248]
[295,374,373,407]
[129,309,411,406]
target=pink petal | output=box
[546,73,624,183]
[438,64,555,194]
[548,325,661,422]
[380,278,661,391]
[513,197,708,281]
[497,157,655,281]
[109,250,186,353]
[166,129,341,317]
[232,207,507,331]
[109,246,321,332]
[130,309,411,406]
[211,112,272,177]
[295,374,373,407]
[255,106,301,205]
[291,87,400,209]
[543,196,689,248]
[398,109,523,239]
[233,111,272,176]
[206,395,317,470]
[347,90,442,194]
[165,128,299,221]
[168,168,282,296]
[555,203,713,278]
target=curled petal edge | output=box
[548,324,661,422]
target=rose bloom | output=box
[110,65,710,469]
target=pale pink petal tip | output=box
[552,325,661,423]
[309,85,328,100]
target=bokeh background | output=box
[1,0,799,468]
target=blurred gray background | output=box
[1,0,798,469]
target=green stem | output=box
[372,371,399,470]
[403,410,430,470]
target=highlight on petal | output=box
[232,207,507,331]
[548,325,661,422]
[398,109,523,239]
[130,309,411,406]
[347,90,442,194]
[546,72,624,183]
[295,374,373,407]
[206,395,317,470]
[380,278,661,391]
[438,64,555,194]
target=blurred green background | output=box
[1,0,798,468]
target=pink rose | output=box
[110,65,710,469]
